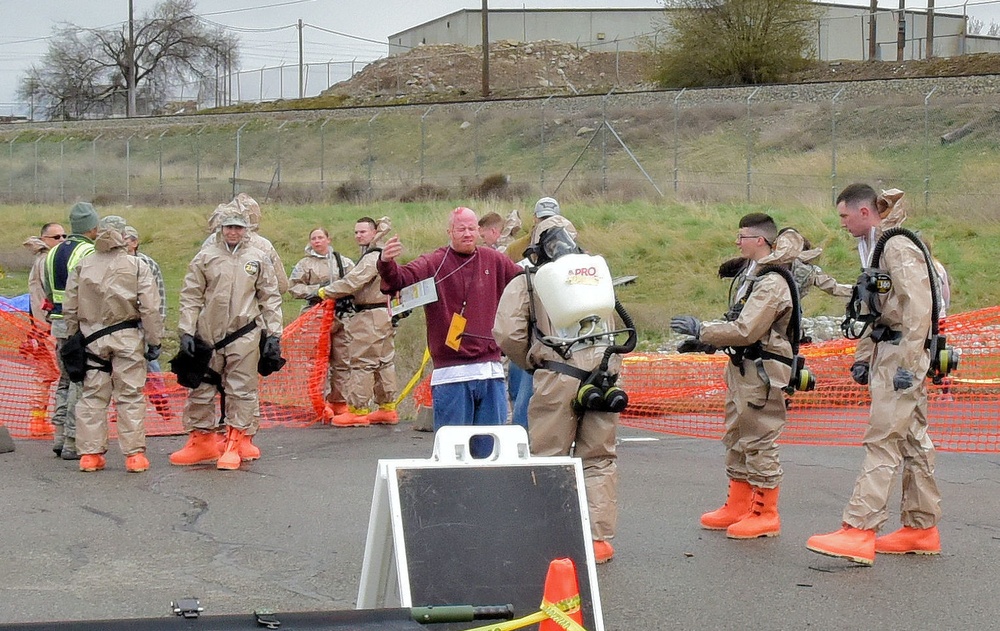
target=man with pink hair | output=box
[378,207,522,457]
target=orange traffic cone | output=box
[539,558,584,631]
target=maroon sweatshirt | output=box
[378,245,522,369]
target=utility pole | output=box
[897,0,906,62]
[298,19,304,99]
[868,0,877,61]
[926,0,935,58]
[127,0,137,117]
[481,0,490,98]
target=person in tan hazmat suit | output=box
[807,185,943,565]
[287,226,355,420]
[62,226,163,473]
[201,195,288,457]
[672,212,802,540]
[317,216,398,427]
[23,223,65,323]
[494,213,635,564]
[171,208,283,471]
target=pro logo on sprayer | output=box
[566,266,601,286]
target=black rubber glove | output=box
[893,367,915,391]
[678,339,717,354]
[180,333,196,357]
[850,360,870,385]
[144,344,161,362]
[263,335,281,359]
[670,315,702,338]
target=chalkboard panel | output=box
[395,465,598,630]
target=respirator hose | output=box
[599,300,637,371]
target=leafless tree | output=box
[18,0,239,120]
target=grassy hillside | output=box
[2,198,995,359]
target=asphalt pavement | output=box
[1,422,998,630]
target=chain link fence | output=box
[3,77,1000,214]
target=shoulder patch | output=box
[244,260,261,275]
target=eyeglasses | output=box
[735,234,760,242]
[44,234,67,240]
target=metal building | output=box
[388,4,1000,61]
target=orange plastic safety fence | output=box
[0,301,338,439]
[622,306,1000,453]
[4,304,1000,452]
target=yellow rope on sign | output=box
[459,593,587,631]
[394,346,431,407]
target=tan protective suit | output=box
[320,249,397,413]
[288,247,355,407]
[494,216,620,541]
[699,238,798,489]
[179,234,283,433]
[844,191,941,531]
[22,236,50,323]
[792,244,852,300]
[63,229,163,457]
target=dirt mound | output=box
[320,42,1000,106]
[322,40,653,104]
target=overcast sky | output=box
[1,0,999,114]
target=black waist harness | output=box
[60,319,142,382]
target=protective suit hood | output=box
[758,227,803,267]
[22,236,48,255]
[208,203,251,245]
[234,193,261,232]
[94,228,127,253]
[530,215,578,246]
[496,209,522,251]
[876,188,907,230]
[302,245,331,258]
[372,216,393,248]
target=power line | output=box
[303,23,391,48]
[200,0,319,18]
[194,16,297,34]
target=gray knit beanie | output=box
[69,202,99,234]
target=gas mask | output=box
[524,226,582,267]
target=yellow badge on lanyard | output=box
[445,312,467,351]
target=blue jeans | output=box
[432,378,508,458]
[507,363,533,431]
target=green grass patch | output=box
[2,199,997,377]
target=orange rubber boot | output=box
[169,430,222,466]
[367,406,399,425]
[700,479,754,530]
[79,454,106,472]
[727,486,780,539]
[217,426,245,471]
[593,540,615,564]
[238,433,261,462]
[875,526,941,555]
[332,410,370,427]
[806,524,876,566]
[125,452,150,473]
[323,401,349,422]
